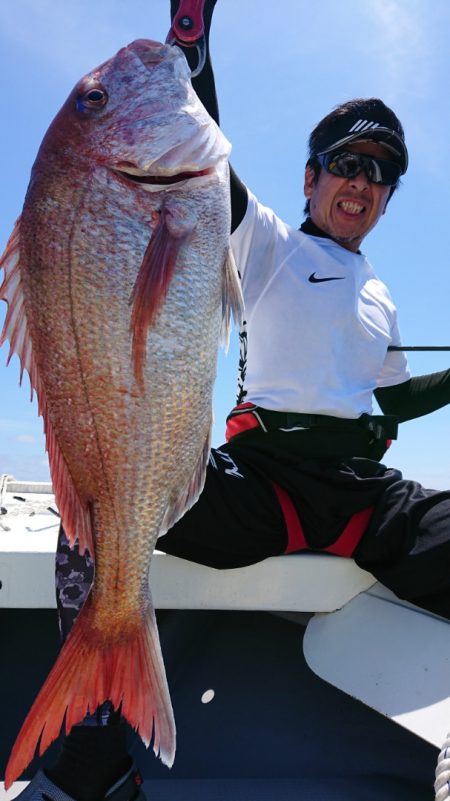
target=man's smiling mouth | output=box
[338,200,365,215]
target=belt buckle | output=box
[360,414,384,442]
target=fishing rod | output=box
[388,346,450,352]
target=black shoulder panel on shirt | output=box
[230,167,248,233]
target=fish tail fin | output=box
[221,247,244,351]
[4,597,175,789]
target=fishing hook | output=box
[166,0,207,78]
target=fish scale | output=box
[0,38,242,788]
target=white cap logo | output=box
[348,120,381,133]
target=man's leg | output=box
[55,526,94,641]
[157,442,288,565]
[354,477,450,619]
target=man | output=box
[157,5,450,613]
[15,2,450,800]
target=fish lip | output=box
[111,165,215,186]
[128,39,172,67]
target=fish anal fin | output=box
[130,204,194,384]
[4,596,175,789]
[45,409,94,556]
[0,218,93,556]
[161,420,212,534]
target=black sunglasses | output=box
[317,151,402,186]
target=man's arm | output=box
[375,370,450,422]
[169,0,248,231]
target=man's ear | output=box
[304,165,316,198]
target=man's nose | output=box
[349,170,370,190]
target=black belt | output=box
[227,405,398,443]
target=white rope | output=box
[435,733,450,800]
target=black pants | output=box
[158,434,450,619]
[56,433,450,634]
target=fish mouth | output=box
[112,165,215,187]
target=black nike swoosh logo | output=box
[309,272,345,283]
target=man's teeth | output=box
[338,200,364,214]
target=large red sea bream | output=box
[0,39,242,788]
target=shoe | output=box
[105,764,146,801]
[7,764,146,801]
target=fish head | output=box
[37,39,231,188]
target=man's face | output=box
[304,141,393,252]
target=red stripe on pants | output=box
[271,481,374,558]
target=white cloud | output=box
[357,0,450,182]
[16,434,36,443]
[363,0,432,103]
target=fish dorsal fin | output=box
[0,219,34,384]
[0,218,94,555]
[220,247,244,351]
[130,204,194,384]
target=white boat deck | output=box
[0,478,376,612]
[1,478,449,801]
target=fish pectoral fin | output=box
[0,217,94,557]
[160,421,212,535]
[220,247,244,352]
[130,203,194,385]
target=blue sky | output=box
[1,0,450,487]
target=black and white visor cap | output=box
[317,120,408,175]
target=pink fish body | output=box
[0,39,242,788]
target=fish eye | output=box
[85,89,107,104]
[76,85,108,112]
